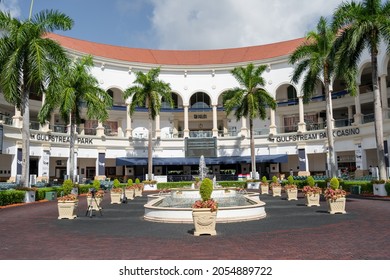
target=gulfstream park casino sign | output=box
[269,127,360,143]
[30,133,94,144]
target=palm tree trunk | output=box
[371,52,387,180]
[148,117,153,180]
[69,112,76,182]
[21,90,30,188]
[325,83,337,178]
[249,118,256,179]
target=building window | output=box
[190,92,210,108]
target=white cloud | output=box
[0,0,21,18]
[149,0,344,50]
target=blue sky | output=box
[1,0,345,50]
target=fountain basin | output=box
[144,188,266,223]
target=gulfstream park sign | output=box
[270,127,360,143]
[30,133,94,144]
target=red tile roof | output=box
[47,33,305,66]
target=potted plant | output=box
[57,193,78,219]
[125,178,135,200]
[246,178,260,189]
[192,177,218,236]
[86,186,104,211]
[372,179,387,196]
[135,178,145,196]
[260,176,269,194]
[142,178,156,191]
[110,178,122,204]
[270,175,282,197]
[303,176,322,207]
[284,175,298,201]
[324,177,346,214]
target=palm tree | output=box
[39,55,112,182]
[289,17,356,178]
[124,67,173,180]
[0,10,73,187]
[223,63,276,179]
[333,0,390,180]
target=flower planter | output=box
[272,186,282,197]
[373,183,387,196]
[260,184,269,194]
[143,184,155,191]
[125,189,135,200]
[305,193,321,207]
[247,182,260,189]
[286,188,298,201]
[87,197,103,211]
[57,200,78,219]
[192,208,217,236]
[327,197,346,214]
[110,191,122,204]
[134,188,143,197]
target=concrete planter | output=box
[260,184,269,194]
[192,208,217,236]
[305,193,321,207]
[125,189,135,200]
[247,182,260,189]
[373,183,387,196]
[87,197,103,211]
[110,191,122,204]
[272,185,282,197]
[58,200,78,219]
[327,197,346,214]
[24,190,36,203]
[286,188,298,201]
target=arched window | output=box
[287,85,297,100]
[162,92,178,108]
[190,92,210,108]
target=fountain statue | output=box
[198,155,209,181]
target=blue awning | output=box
[116,154,287,166]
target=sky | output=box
[0,0,346,50]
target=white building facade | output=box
[0,34,389,183]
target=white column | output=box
[155,114,161,138]
[184,105,189,138]
[125,103,132,137]
[298,96,306,132]
[212,105,218,137]
[12,106,22,128]
[269,108,276,135]
[96,121,105,136]
[240,116,247,137]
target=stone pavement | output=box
[0,192,389,260]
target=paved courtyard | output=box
[0,192,389,260]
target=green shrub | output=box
[62,179,74,194]
[272,176,278,183]
[261,176,268,184]
[127,179,133,186]
[329,177,340,190]
[0,190,25,206]
[92,179,101,190]
[135,178,141,184]
[306,176,315,187]
[287,175,294,185]
[113,179,121,188]
[199,178,213,201]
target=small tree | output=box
[113,179,121,189]
[127,179,133,187]
[200,178,213,201]
[306,176,315,187]
[329,177,340,190]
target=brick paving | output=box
[0,192,389,260]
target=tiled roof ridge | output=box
[46,33,305,66]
